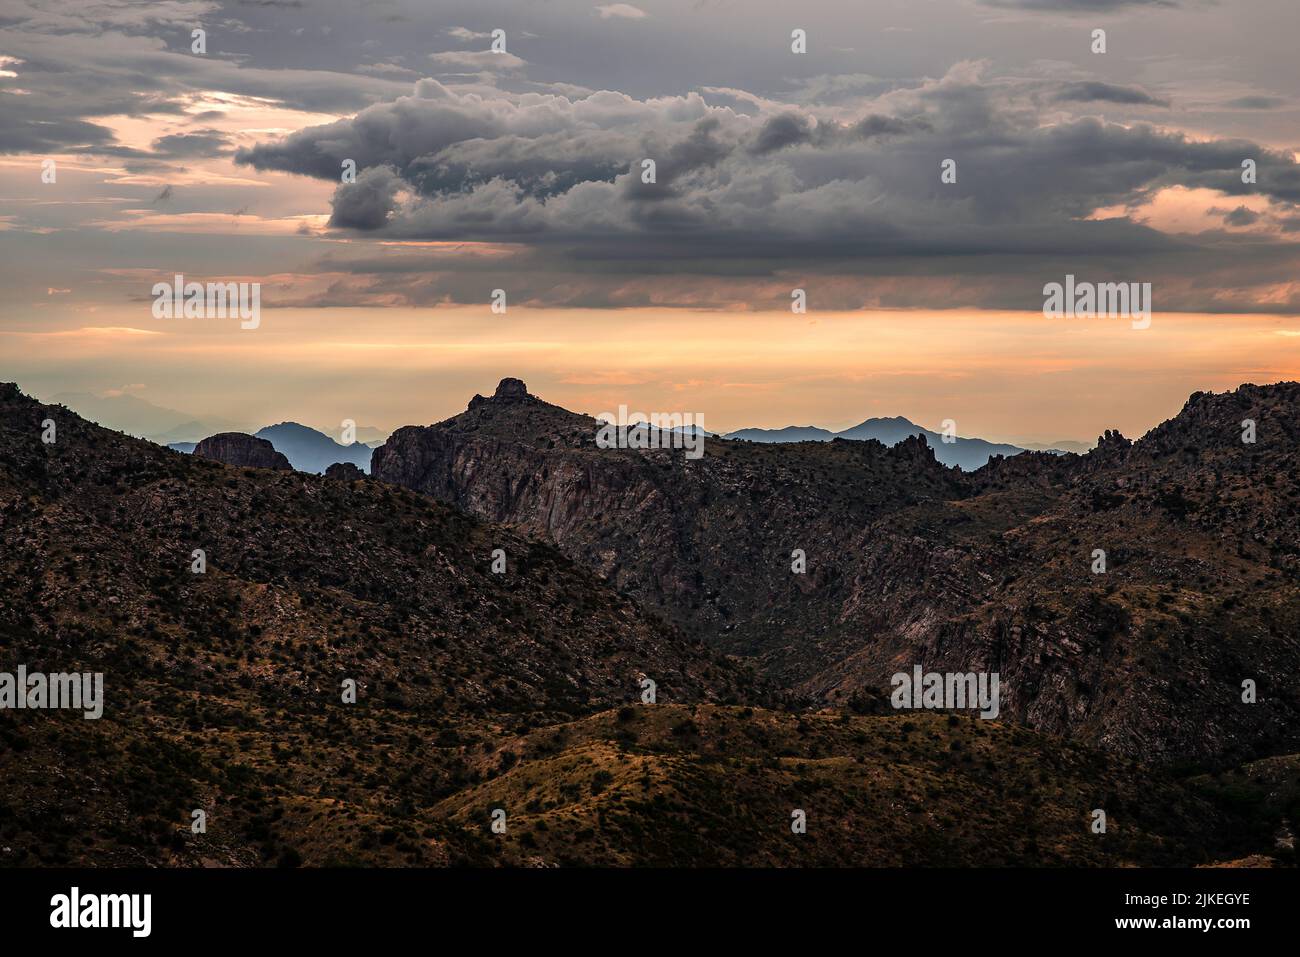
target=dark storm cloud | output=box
[151,129,232,157]
[1223,96,1288,110]
[227,57,1300,313]
[284,224,1300,316]
[4,0,1298,317]
[0,105,118,153]
[1053,82,1169,107]
[0,13,409,156]
[329,165,403,229]
[1219,205,1260,227]
[237,71,1300,253]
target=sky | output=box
[1,0,1299,444]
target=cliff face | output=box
[372,379,1300,765]
[194,432,292,470]
[371,379,967,679]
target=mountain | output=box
[726,425,835,443]
[372,378,1300,768]
[50,391,241,443]
[2,379,1294,867]
[0,381,768,865]
[168,422,373,473]
[725,415,1031,471]
[255,422,373,475]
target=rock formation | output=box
[193,432,292,470]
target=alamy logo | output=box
[50,887,151,937]
[151,274,261,329]
[595,405,705,459]
[0,665,103,719]
[891,666,1000,719]
[1043,274,1151,330]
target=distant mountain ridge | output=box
[50,391,243,443]
[170,421,373,474]
[725,415,1060,470]
[254,422,372,474]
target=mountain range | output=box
[46,391,385,470]
[2,378,1297,867]
[251,423,373,474]
[724,416,1075,470]
[171,423,374,473]
[50,391,243,445]
[373,378,1300,767]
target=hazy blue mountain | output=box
[51,392,241,442]
[725,425,835,443]
[725,415,1033,470]
[168,442,197,454]
[254,422,372,474]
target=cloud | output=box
[1223,95,1288,110]
[1219,205,1261,227]
[596,4,649,19]
[9,0,1299,317]
[1053,82,1169,107]
[2,326,164,338]
[0,19,409,156]
[226,64,1300,314]
[151,129,233,157]
[330,166,404,230]
[237,69,1300,255]
[428,50,527,73]
[980,0,1179,9]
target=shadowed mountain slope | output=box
[372,379,1300,767]
[3,382,1296,867]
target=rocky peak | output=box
[193,432,292,470]
[1096,428,1131,450]
[892,431,936,465]
[468,377,533,411]
[494,377,529,399]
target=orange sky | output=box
[9,305,1300,444]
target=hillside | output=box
[0,382,762,865]
[2,381,1294,867]
[371,379,1300,767]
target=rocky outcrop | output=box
[467,376,534,411]
[193,432,292,470]
[324,461,365,481]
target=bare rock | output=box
[194,432,291,470]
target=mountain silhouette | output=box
[726,415,1035,470]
